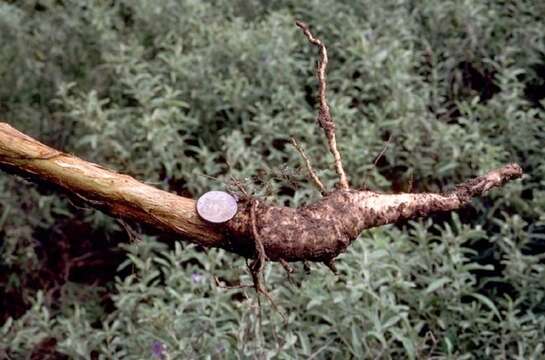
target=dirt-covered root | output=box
[224,163,523,264]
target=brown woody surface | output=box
[0,122,225,248]
[0,122,522,263]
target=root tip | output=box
[324,259,338,274]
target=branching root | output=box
[295,20,349,190]
[248,199,285,320]
[223,23,524,276]
[290,137,326,195]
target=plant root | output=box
[295,20,349,190]
[225,163,522,264]
[279,258,295,274]
[290,137,326,195]
[303,261,311,274]
[222,23,523,270]
[323,258,338,275]
[249,199,286,321]
[279,258,296,285]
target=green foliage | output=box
[1,0,544,358]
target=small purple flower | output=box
[151,340,167,359]
[191,272,204,284]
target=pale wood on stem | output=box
[0,122,224,248]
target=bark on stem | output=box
[0,122,522,262]
[0,122,224,248]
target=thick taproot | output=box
[224,163,522,262]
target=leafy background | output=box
[1,0,544,359]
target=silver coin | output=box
[196,191,238,223]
